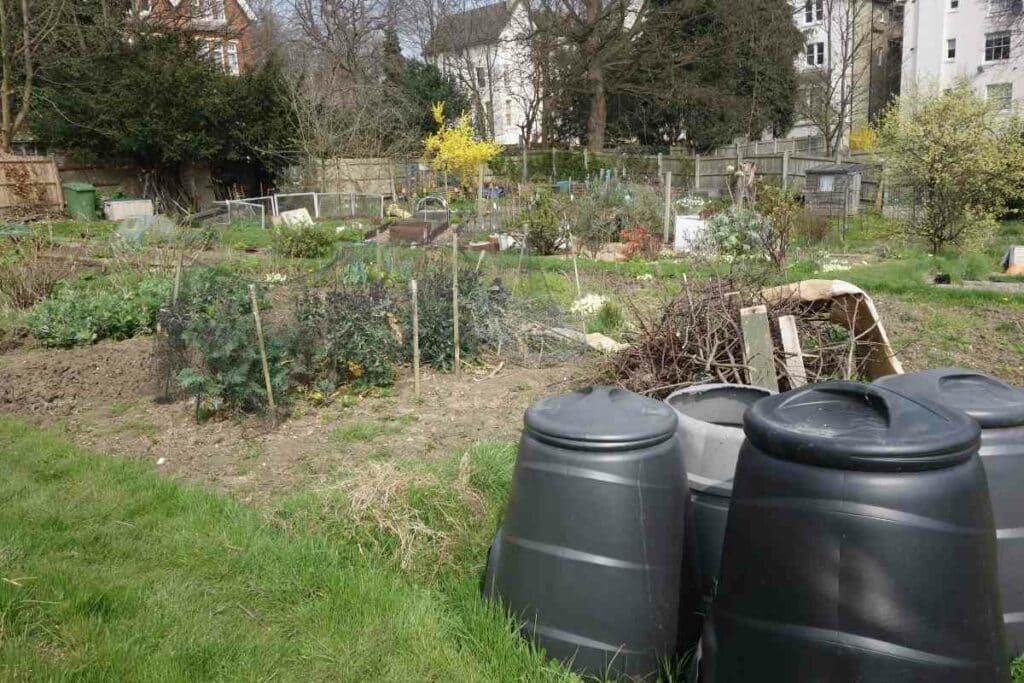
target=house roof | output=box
[806,162,869,174]
[167,0,257,22]
[425,2,511,56]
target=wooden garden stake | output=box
[569,230,581,296]
[514,225,528,293]
[477,163,485,223]
[452,230,461,380]
[248,284,277,417]
[475,249,486,272]
[663,171,673,244]
[172,253,183,304]
[411,279,420,398]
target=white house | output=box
[901,0,1024,110]
[425,1,541,146]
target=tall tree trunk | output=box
[586,64,606,153]
[0,0,13,153]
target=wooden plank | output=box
[777,315,807,388]
[740,305,780,392]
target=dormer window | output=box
[191,0,225,21]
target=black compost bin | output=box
[877,368,1024,656]
[484,386,700,679]
[707,381,1008,683]
[664,384,773,599]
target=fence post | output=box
[694,154,701,191]
[452,230,460,381]
[657,152,663,175]
[477,164,485,224]
[583,147,589,174]
[663,171,673,244]
[380,195,385,219]
[313,193,320,219]
[248,285,277,419]
[411,279,420,398]
[782,150,790,189]
[271,194,279,217]
[349,192,355,217]
[522,139,528,183]
[551,146,557,179]
[754,140,760,155]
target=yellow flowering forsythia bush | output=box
[423,102,502,188]
[877,83,1024,253]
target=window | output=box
[990,0,1015,13]
[988,82,1013,110]
[476,66,486,88]
[985,31,1011,61]
[806,42,825,66]
[819,175,835,192]
[198,38,240,75]
[198,38,220,64]
[191,0,224,19]
[946,38,957,59]
[225,40,240,76]
[950,0,958,8]
[804,0,823,23]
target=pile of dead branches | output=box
[614,277,887,398]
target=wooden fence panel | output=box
[0,156,63,212]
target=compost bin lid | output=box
[525,385,678,450]
[743,381,980,472]
[876,368,1024,429]
[62,182,95,191]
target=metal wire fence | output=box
[218,191,389,226]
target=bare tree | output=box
[0,0,64,153]
[424,0,511,139]
[285,67,418,187]
[395,0,457,57]
[504,7,555,147]
[527,0,651,152]
[795,0,872,155]
[289,0,388,81]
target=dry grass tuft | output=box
[0,239,83,309]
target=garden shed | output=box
[804,162,866,217]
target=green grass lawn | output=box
[1,414,1022,679]
[0,418,570,681]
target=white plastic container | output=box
[104,199,154,221]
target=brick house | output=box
[137,0,257,74]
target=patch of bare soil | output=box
[0,337,583,501]
[0,337,157,410]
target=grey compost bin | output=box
[877,369,1024,656]
[484,386,701,679]
[665,384,774,599]
[707,381,1009,683]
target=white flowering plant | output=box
[570,294,609,316]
